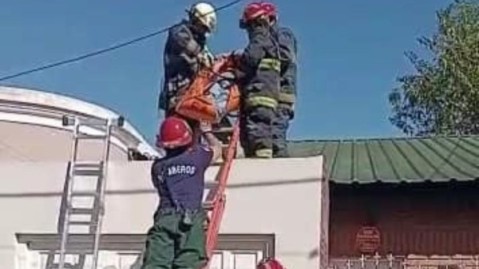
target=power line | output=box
[0,0,244,82]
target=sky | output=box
[0,0,453,143]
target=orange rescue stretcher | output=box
[174,54,241,123]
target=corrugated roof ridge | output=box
[289,134,479,144]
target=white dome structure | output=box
[0,86,159,161]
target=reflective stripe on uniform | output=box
[259,58,281,72]
[247,96,278,109]
[255,148,273,158]
[278,92,295,104]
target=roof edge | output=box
[289,134,479,143]
[0,85,159,158]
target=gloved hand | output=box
[198,51,214,68]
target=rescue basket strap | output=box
[247,96,278,109]
[259,58,281,72]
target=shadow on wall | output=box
[0,177,321,198]
[309,247,319,259]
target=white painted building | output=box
[0,86,327,269]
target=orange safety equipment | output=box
[257,258,286,269]
[174,54,240,123]
[156,116,193,149]
[239,2,268,28]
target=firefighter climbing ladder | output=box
[202,116,240,269]
[46,113,237,269]
[46,115,124,269]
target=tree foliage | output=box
[389,0,479,136]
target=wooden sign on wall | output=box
[355,226,381,254]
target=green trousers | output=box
[141,210,207,269]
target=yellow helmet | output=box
[189,2,217,33]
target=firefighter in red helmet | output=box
[233,1,281,159]
[141,116,222,269]
[257,257,286,269]
[262,1,298,158]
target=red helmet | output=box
[240,2,268,28]
[156,116,193,149]
[257,258,285,269]
[261,2,278,21]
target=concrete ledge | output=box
[0,156,325,269]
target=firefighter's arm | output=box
[151,163,160,189]
[233,31,267,80]
[171,26,202,57]
[170,26,203,70]
[279,28,298,63]
[240,30,267,70]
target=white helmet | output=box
[189,2,217,33]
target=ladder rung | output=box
[71,191,99,197]
[76,134,108,140]
[69,221,97,226]
[48,264,76,269]
[72,169,102,177]
[62,115,125,127]
[74,161,102,168]
[70,208,95,215]
[46,249,93,255]
[203,201,215,210]
[72,163,103,176]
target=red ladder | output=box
[202,120,240,268]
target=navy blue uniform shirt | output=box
[151,144,213,211]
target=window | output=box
[16,233,274,269]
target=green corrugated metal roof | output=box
[287,136,479,184]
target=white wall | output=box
[0,156,324,269]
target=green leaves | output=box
[389,0,479,135]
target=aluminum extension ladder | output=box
[45,115,124,269]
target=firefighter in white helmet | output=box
[159,2,217,120]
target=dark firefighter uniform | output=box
[159,19,213,140]
[159,20,211,115]
[236,23,281,158]
[141,144,213,269]
[272,25,298,157]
